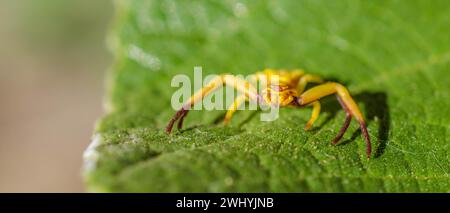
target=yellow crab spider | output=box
[166,69,372,158]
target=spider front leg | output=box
[296,74,324,130]
[166,75,260,133]
[304,101,321,131]
[298,82,372,158]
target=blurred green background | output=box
[0,0,112,192]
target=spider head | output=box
[260,84,299,106]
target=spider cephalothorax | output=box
[166,69,372,158]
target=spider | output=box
[166,69,372,158]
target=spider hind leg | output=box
[332,96,352,144]
[298,82,372,158]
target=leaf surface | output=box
[84,0,450,192]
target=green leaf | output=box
[83,0,450,192]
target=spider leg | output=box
[297,74,324,94]
[289,69,305,81]
[332,96,352,144]
[166,74,260,133]
[294,74,323,130]
[224,95,247,125]
[166,107,188,133]
[304,101,321,130]
[222,75,260,101]
[298,82,371,158]
[166,75,224,133]
[177,110,189,130]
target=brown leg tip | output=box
[165,107,189,134]
[366,144,372,159]
[331,138,339,145]
[165,123,174,134]
[177,109,189,130]
[331,114,352,145]
[359,121,372,159]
